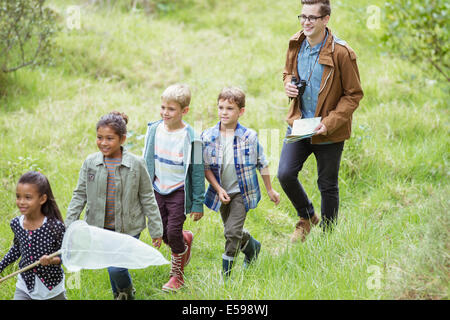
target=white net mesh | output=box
[61,220,168,272]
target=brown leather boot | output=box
[290,214,320,243]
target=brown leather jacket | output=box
[283,28,363,144]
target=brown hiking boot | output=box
[290,214,320,243]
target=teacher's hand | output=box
[285,82,299,98]
[314,123,327,136]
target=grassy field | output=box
[0,0,448,300]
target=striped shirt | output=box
[153,123,186,195]
[104,157,121,230]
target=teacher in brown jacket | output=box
[277,0,363,242]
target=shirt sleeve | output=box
[255,136,269,171]
[190,139,205,213]
[65,160,88,228]
[321,47,363,135]
[54,221,66,260]
[138,158,163,239]
[0,223,21,274]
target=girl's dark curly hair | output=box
[96,111,129,137]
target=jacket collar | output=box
[211,121,247,139]
[148,119,197,143]
[93,147,132,167]
[290,27,334,67]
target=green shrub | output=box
[383,0,449,81]
[0,0,58,73]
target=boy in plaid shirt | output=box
[201,87,280,279]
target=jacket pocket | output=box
[125,206,145,233]
[86,168,98,197]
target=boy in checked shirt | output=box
[201,87,280,280]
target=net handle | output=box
[0,250,62,285]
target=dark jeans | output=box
[155,188,186,254]
[277,128,344,229]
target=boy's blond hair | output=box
[217,86,246,109]
[161,84,191,109]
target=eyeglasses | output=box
[298,14,326,23]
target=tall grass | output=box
[0,0,448,300]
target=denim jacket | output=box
[142,120,205,214]
[65,149,163,239]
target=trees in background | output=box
[383,0,449,81]
[0,0,57,73]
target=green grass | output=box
[0,0,448,300]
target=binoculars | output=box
[290,76,307,99]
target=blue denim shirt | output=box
[297,31,328,119]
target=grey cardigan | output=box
[65,149,163,239]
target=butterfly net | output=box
[61,220,168,272]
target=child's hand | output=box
[190,212,203,221]
[218,188,231,204]
[39,255,59,266]
[152,237,162,249]
[268,189,280,205]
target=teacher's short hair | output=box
[301,0,331,16]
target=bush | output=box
[0,0,58,73]
[383,0,449,81]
